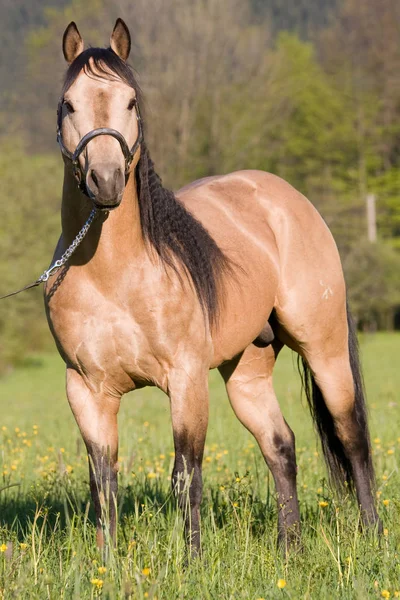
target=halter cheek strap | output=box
[56,98,143,197]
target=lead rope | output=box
[0,207,98,300]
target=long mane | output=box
[62,48,229,327]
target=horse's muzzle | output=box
[86,164,125,209]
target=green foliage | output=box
[344,240,400,328]
[0,140,62,372]
[0,336,399,597]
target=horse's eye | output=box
[127,98,137,111]
[64,101,75,114]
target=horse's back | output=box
[178,169,346,362]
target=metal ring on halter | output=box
[56,98,143,197]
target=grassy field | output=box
[0,333,399,599]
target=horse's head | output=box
[58,19,142,210]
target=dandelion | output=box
[317,487,323,494]
[15,427,20,433]
[382,475,388,481]
[381,591,390,599]
[159,454,165,459]
[236,477,241,483]
[1,426,7,431]
[374,438,381,444]
[97,566,107,575]
[205,456,212,463]
[383,499,390,507]
[384,528,389,537]
[143,421,149,427]
[142,567,151,577]
[147,472,157,479]
[319,501,329,508]
[0,544,7,553]
[277,579,286,589]
[19,543,28,550]
[90,578,104,589]
[233,502,238,508]
[387,449,394,455]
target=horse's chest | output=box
[46,286,164,393]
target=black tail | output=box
[298,303,374,493]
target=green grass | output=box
[0,333,399,598]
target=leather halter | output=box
[56,98,143,197]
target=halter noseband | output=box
[56,98,143,197]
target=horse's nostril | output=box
[91,169,99,188]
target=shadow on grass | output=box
[0,477,278,542]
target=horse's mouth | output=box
[93,201,121,212]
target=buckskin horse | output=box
[45,19,381,555]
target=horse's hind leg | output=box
[275,300,381,529]
[66,368,120,548]
[219,342,300,550]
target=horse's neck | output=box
[61,167,145,268]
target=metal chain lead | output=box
[39,207,98,282]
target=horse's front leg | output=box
[66,367,121,548]
[168,366,209,558]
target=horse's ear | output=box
[110,18,131,61]
[63,22,84,64]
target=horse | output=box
[45,18,381,556]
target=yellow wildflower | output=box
[381,591,390,599]
[383,499,390,507]
[374,438,381,444]
[142,567,151,577]
[90,578,103,589]
[143,421,149,427]
[387,449,394,455]
[277,579,286,589]
[0,544,7,553]
[319,501,329,508]
[147,472,157,479]
[97,566,107,575]
[384,528,389,537]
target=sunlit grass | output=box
[0,333,399,598]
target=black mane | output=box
[62,48,229,327]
